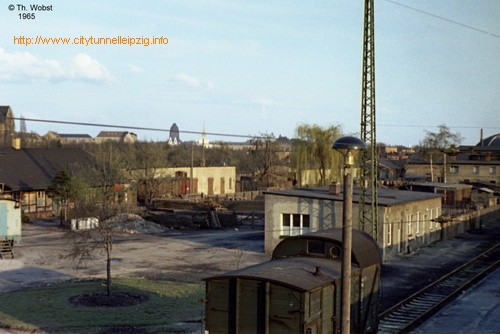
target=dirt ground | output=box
[1,214,499,331]
[0,218,269,294]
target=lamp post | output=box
[332,136,366,333]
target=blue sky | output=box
[1,0,499,146]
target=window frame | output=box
[281,213,311,237]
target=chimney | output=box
[12,138,21,150]
[329,182,341,195]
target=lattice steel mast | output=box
[359,0,378,238]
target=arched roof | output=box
[477,133,500,147]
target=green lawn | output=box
[0,277,205,333]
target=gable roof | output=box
[0,106,12,119]
[265,186,443,207]
[0,147,95,191]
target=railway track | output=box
[377,244,500,333]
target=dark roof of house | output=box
[477,133,500,147]
[0,147,95,191]
[58,134,92,139]
[0,106,11,118]
[412,182,472,190]
[264,186,443,207]
[378,158,404,170]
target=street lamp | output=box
[332,136,366,333]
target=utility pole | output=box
[190,142,194,195]
[359,0,378,239]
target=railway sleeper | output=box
[414,295,441,303]
[418,294,445,302]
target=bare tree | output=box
[419,124,463,182]
[67,210,136,297]
[420,124,462,150]
[125,141,170,203]
[65,142,136,296]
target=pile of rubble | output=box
[106,213,166,234]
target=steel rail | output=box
[378,244,500,333]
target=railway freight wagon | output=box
[203,229,381,334]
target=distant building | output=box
[126,166,236,197]
[43,131,94,144]
[0,146,96,218]
[168,123,181,145]
[96,131,137,143]
[406,133,500,185]
[198,124,211,148]
[0,106,15,147]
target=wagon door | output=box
[236,279,266,333]
[304,288,322,334]
[205,279,235,334]
[269,284,302,332]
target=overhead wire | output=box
[11,117,257,140]
[384,0,500,38]
[11,117,500,141]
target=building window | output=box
[429,209,434,231]
[407,214,413,237]
[416,212,420,235]
[435,207,441,229]
[387,222,392,246]
[36,191,46,208]
[473,166,479,174]
[450,166,459,173]
[281,213,310,236]
[490,167,497,174]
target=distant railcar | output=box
[203,228,381,334]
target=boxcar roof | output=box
[272,228,381,268]
[205,257,356,292]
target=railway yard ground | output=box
[380,216,500,312]
[0,213,499,332]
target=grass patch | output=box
[0,277,205,333]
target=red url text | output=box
[13,35,169,46]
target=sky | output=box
[0,0,499,146]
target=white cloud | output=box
[173,73,214,90]
[252,98,282,107]
[69,53,112,81]
[174,73,201,88]
[127,64,143,73]
[0,48,112,83]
